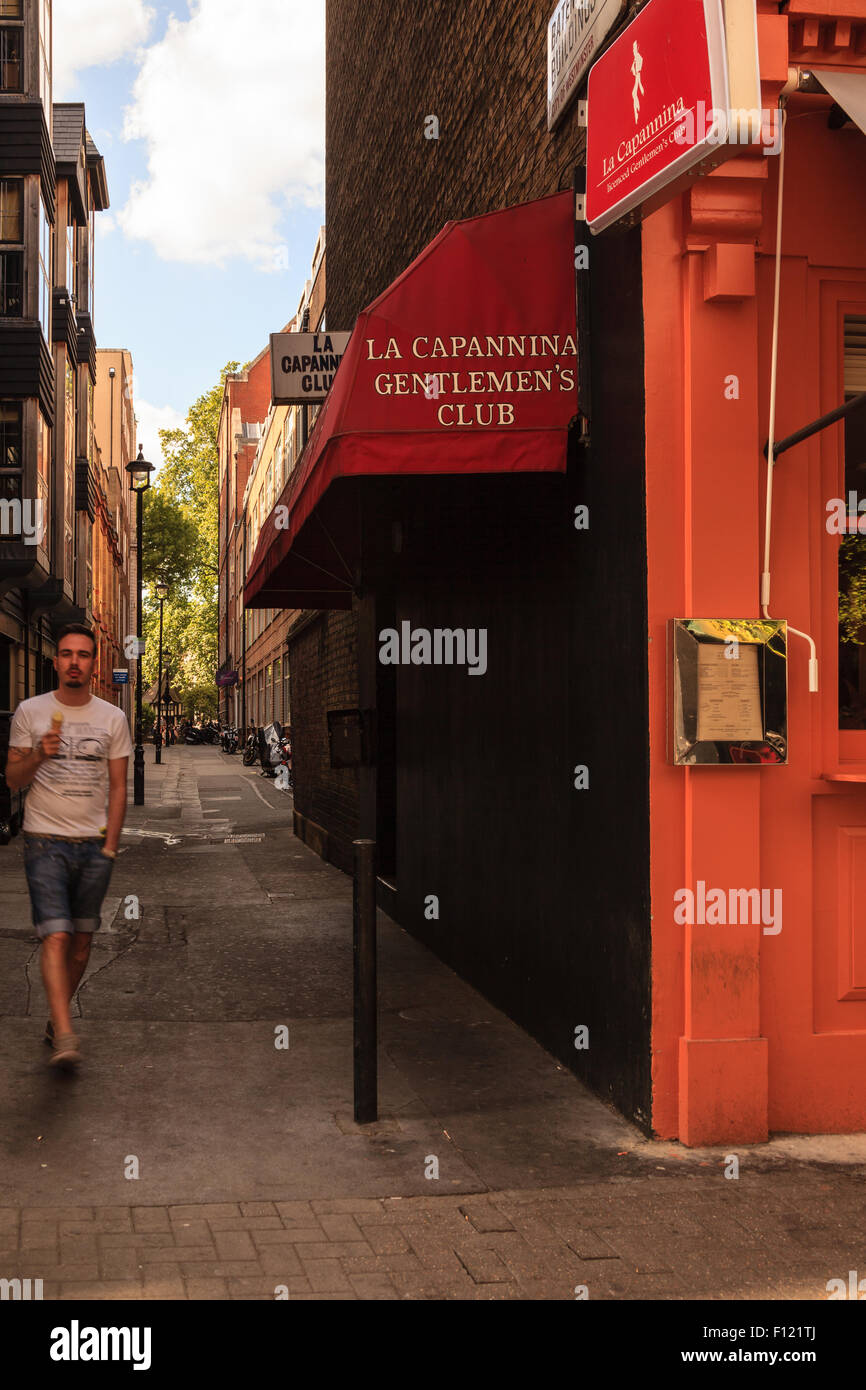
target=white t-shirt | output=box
[9,691,133,837]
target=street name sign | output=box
[271,332,351,405]
[547,0,627,131]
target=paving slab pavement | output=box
[1,745,866,1300]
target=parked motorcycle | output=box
[242,728,259,766]
[220,725,239,754]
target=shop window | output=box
[837,315,866,729]
[0,25,22,91]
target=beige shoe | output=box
[49,1033,81,1067]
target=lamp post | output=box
[126,445,154,805]
[162,651,173,748]
[154,579,169,764]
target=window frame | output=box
[0,21,23,93]
[0,178,23,319]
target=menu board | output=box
[696,643,763,742]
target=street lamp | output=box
[126,445,154,805]
[154,578,169,765]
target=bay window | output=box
[0,179,23,317]
[0,401,22,537]
[0,23,22,92]
[38,197,51,341]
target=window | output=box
[275,438,283,494]
[66,224,76,298]
[0,401,22,537]
[266,459,273,512]
[88,211,94,316]
[36,410,50,555]
[0,25,22,92]
[38,197,51,341]
[0,179,23,318]
[273,657,281,723]
[0,179,21,241]
[64,363,74,579]
[0,3,24,19]
[38,0,50,112]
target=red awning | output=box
[245,189,577,609]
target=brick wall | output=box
[288,608,359,871]
[326,0,585,327]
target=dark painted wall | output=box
[357,228,651,1126]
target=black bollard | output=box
[353,838,377,1123]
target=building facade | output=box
[218,231,328,738]
[92,348,134,714]
[0,30,113,704]
[0,2,121,840]
[245,0,866,1145]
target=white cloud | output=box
[133,397,186,475]
[53,0,155,99]
[117,0,325,268]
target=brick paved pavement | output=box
[2,1164,863,1299]
[3,750,865,1303]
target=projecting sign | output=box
[215,669,238,688]
[112,669,129,685]
[270,332,351,405]
[547,0,627,131]
[585,0,731,233]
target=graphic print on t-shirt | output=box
[45,723,112,799]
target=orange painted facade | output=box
[645,0,866,1140]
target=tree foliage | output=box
[139,362,238,720]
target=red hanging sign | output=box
[585,0,729,233]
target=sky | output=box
[53,0,326,468]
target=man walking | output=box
[5,624,132,1067]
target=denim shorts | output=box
[22,835,114,939]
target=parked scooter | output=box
[277,727,293,790]
[258,722,283,777]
